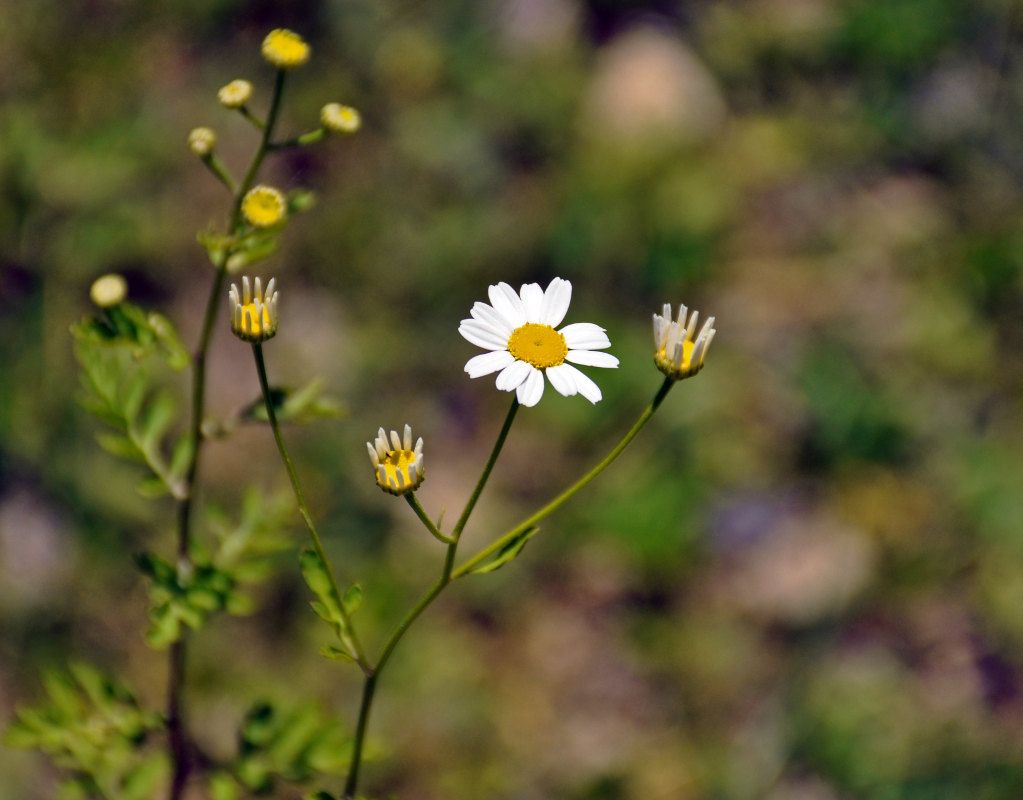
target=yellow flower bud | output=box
[218,79,253,109]
[261,29,310,69]
[320,103,361,134]
[188,127,216,156]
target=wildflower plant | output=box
[7,27,717,800]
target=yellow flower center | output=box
[239,302,272,336]
[507,323,567,369]
[379,449,417,488]
[658,339,694,369]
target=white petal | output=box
[459,320,511,351]
[566,350,619,369]
[366,442,380,466]
[488,282,527,327]
[464,350,515,378]
[561,364,602,404]
[520,283,544,323]
[516,366,545,406]
[560,322,611,350]
[545,363,578,397]
[541,278,572,327]
[495,359,532,391]
[470,301,514,336]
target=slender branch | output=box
[199,153,237,194]
[451,397,519,540]
[343,549,452,799]
[405,494,455,544]
[343,398,520,797]
[453,377,674,579]
[252,344,369,671]
[167,68,291,800]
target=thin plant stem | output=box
[405,494,455,544]
[454,377,674,578]
[251,343,369,671]
[167,68,290,800]
[343,397,520,797]
[451,397,519,540]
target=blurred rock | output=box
[581,26,726,146]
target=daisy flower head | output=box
[229,276,279,343]
[367,425,425,495]
[459,278,619,407]
[653,303,716,380]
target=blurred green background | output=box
[4,0,1023,798]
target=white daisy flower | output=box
[458,278,619,407]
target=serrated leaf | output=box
[468,527,540,575]
[169,434,193,481]
[141,392,176,452]
[147,313,189,370]
[342,584,362,615]
[136,477,169,498]
[319,645,355,663]
[96,432,144,462]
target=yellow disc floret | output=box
[241,185,287,228]
[507,323,568,369]
[367,425,425,495]
[261,29,310,69]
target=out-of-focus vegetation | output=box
[3,0,1023,798]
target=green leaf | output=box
[468,527,540,575]
[209,772,242,800]
[242,378,347,425]
[342,584,363,615]
[320,645,355,663]
[96,433,144,462]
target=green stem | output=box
[451,397,519,539]
[200,154,237,194]
[167,65,293,800]
[252,344,369,672]
[453,377,674,579]
[343,398,520,797]
[268,128,327,150]
[405,494,455,544]
[343,551,452,799]
[239,105,265,130]
[231,69,287,231]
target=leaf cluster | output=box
[206,701,351,797]
[71,303,190,500]
[299,547,363,664]
[4,664,166,800]
[137,488,295,648]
